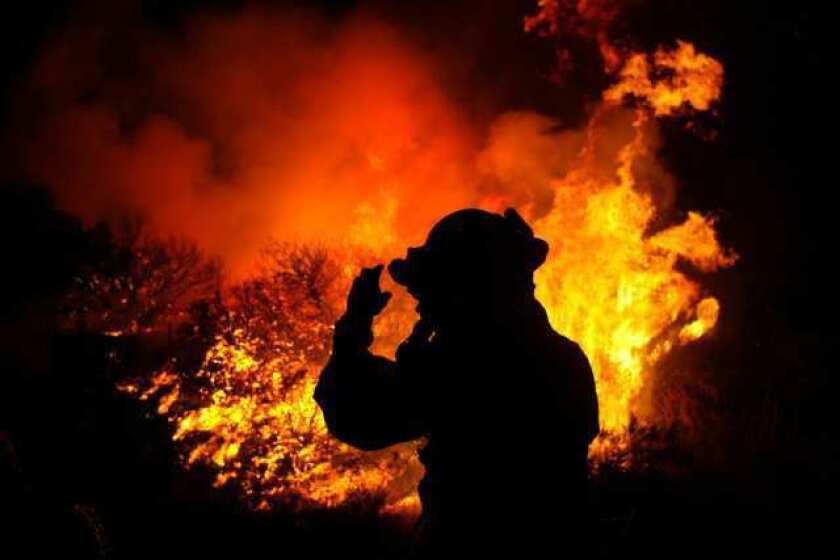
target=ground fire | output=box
[115,53,733,517]
[35,2,737,515]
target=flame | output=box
[604,41,724,116]
[532,108,735,438]
[97,7,736,514]
[121,106,732,513]
[678,297,721,344]
[168,330,409,509]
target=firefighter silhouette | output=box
[315,208,599,557]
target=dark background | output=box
[0,1,835,558]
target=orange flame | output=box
[106,9,734,515]
[604,41,724,116]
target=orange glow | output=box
[118,50,733,512]
[524,0,622,40]
[30,4,734,514]
[524,0,626,73]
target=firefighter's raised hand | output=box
[346,265,392,319]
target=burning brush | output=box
[53,1,737,516]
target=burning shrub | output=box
[117,242,421,512]
[62,219,220,336]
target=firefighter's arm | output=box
[314,266,426,450]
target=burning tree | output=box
[62,219,221,336]
[116,242,420,512]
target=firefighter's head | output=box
[388,208,548,326]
